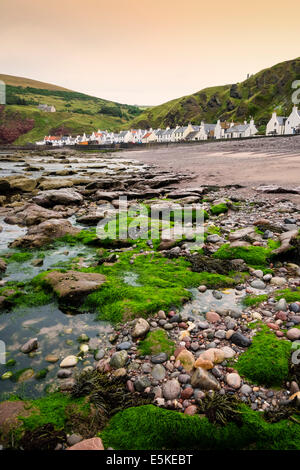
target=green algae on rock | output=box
[236,324,291,387]
[138,329,175,357]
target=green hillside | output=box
[0,74,143,144]
[128,57,300,132]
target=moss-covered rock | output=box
[138,329,175,357]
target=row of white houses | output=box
[265,106,300,135]
[37,106,300,147]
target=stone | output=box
[240,384,252,395]
[193,358,214,370]
[226,373,241,389]
[206,311,221,323]
[151,352,168,364]
[0,259,7,273]
[198,285,207,293]
[191,368,220,391]
[221,346,236,359]
[20,338,38,354]
[214,330,226,339]
[287,328,300,341]
[33,188,83,208]
[253,270,264,279]
[162,379,181,399]
[184,405,198,415]
[110,350,128,368]
[94,349,105,360]
[199,348,225,364]
[17,369,35,382]
[45,354,59,363]
[132,318,150,338]
[67,437,104,451]
[11,219,80,249]
[116,341,132,351]
[151,364,166,380]
[60,355,78,368]
[181,387,194,399]
[290,303,300,314]
[273,230,298,255]
[13,203,63,226]
[57,369,73,379]
[135,376,151,392]
[43,270,106,303]
[270,277,287,287]
[275,298,287,311]
[230,332,252,347]
[250,280,266,290]
[176,349,195,372]
[67,434,83,446]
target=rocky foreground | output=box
[0,149,300,450]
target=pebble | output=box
[162,379,181,399]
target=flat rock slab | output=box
[44,270,106,303]
[67,437,104,450]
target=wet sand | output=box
[119,136,300,201]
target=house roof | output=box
[225,124,249,133]
[185,131,198,140]
[276,116,287,125]
[143,132,152,139]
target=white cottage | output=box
[266,112,287,135]
[284,106,300,134]
[225,119,257,139]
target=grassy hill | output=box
[0,74,143,144]
[128,57,300,132]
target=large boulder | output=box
[38,178,74,191]
[273,230,298,255]
[33,189,83,207]
[12,203,63,226]
[43,270,106,303]
[0,175,37,194]
[10,218,80,248]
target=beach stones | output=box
[287,329,300,341]
[132,318,150,338]
[230,332,252,347]
[60,355,78,368]
[20,338,38,354]
[176,349,195,372]
[151,353,168,364]
[162,379,181,399]
[191,368,220,390]
[110,350,128,368]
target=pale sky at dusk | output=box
[0,0,299,105]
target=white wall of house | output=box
[285,106,300,134]
[266,112,286,135]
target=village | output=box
[37,105,300,147]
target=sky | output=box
[0,0,299,106]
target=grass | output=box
[100,403,300,450]
[0,277,53,309]
[138,329,175,357]
[6,252,34,263]
[236,324,291,387]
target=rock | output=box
[67,437,104,451]
[17,369,35,382]
[275,298,287,311]
[198,348,225,364]
[215,330,226,339]
[191,368,220,390]
[270,277,287,287]
[0,258,7,273]
[20,338,38,354]
[45,354,59,363]
[206,311,221,323]
[287,328,300,341]
[67,434,83,446]
[206,234,222,243]
[228,227,256,241]
[57,369,73,379]
[181,387,194,399]
[193,358,214,370]
[176,349,195,372]
[13,203,63,226]
[151,352,168,364]
[240,384,252,395]
[59,378,76,391]
[116,341,132,351]
[221,346,236,358]
[290,303,300,314]
[60,355,78,368]
[184,405,198,415]
[135,376,151,392]
[230,332,252,347]
[273,230,298,255]
[198,285,207,293]
[250,280,266,290]
[132,318,150,338]
[226,372,241,389]
[151,364,166,380]
[11,219,80,248]
[0,175,37,193]
[253,270,264,278]
[162,379,181,399]
[94,349,105,360]
[33,189,83,208]
[110,350,128,368]
[43,270,106,303]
